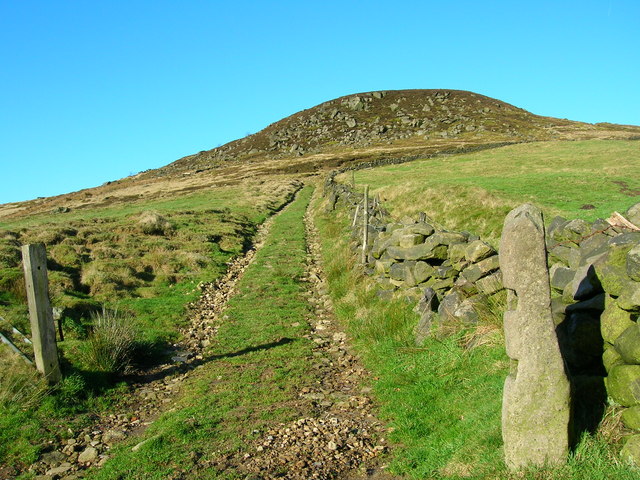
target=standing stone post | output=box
[362,185,369,264]
[22,243,62,384]
[499,204,570,469]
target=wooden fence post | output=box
[21,244,61,384]
[362,185,369,264]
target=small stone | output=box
[78,446,98,463]
[45,466,71,476]
[621,434,640,465]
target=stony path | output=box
[26,188,397,479]
[237,201,395,480]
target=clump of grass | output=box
[0,348,49,410]
[138,211,175,236]
[80,308,138,374]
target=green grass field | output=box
[339,140,640,245]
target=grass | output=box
[338,140,640,245]
[85,186,315,479]
[0,180,300,473]
[310,189,639,479]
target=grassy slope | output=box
[0,181,298,473]
[86,186,314,479]
[339,140,640,245]
[311,195,637,479]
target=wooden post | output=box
[351,170,356,188]
[22,244,61,384]
[352,204,361,228]
[362,185,369,264]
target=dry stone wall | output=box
[324,173,640,463]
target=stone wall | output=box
[324,174,640,462]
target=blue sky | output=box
[1,0,638,204]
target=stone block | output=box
[615,324,640,365]
[618,282,640,312]
[399,233,425,248]
[601,302,635,344]
[448,242,468,264]
[564,264,602,301]
[413,261,435,285]
[628,245,640,282]
[461,254,499,282]
[549,264,575,292]
[622,405,640,430]
[387,243,448,261]
[607,364,640,407]
[621,434,640,465]
[465,240,496,263]
[603,344,624,372]
[476,271,503,295]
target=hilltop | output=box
[2,89,639,220]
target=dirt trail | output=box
[235,201,396,480]
[26,187,398,479]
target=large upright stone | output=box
[499,204,571,469]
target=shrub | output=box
[138,211,175,236]
[80,308,138,374]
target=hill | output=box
[2,89,639,221]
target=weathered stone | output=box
[549,245,572,266]
[46,465,71,476]
[550,296,567,326]
[413,261,435,284]
[627,202,640,226]
[398,233,424,248]
[606,364,640,406]
[434,264,457,279]
[547,216,568,241]
[404,222,435,236]
[615,324,640,365]
[374,259,393,275]
[78,446,98,463]
[628,245,640,281]
[448,242,468,264]
[601,302,636,344]
[476,271,503,295]
[595,262,630,297]
[499,204,570,469]
[603,343,624,371]
[579,233,609,263]
[549,264,575,292]
[465,240,496,263]
[387,243,448,261]
[618,282,640,312]
[569,264,603,301]
[562,311,603,366]
[414,288,439,345]
[454,276,478,296]
[431,277,455,291]
[621,434,640,465]
[622,405,640,430]
[389,262,410,282]
[429,231,468,245]
[461,255,500,283]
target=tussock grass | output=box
[0,347,49,410]
[80,308,138,374]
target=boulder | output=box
[606,364,640,406]
[413,261,435,284]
